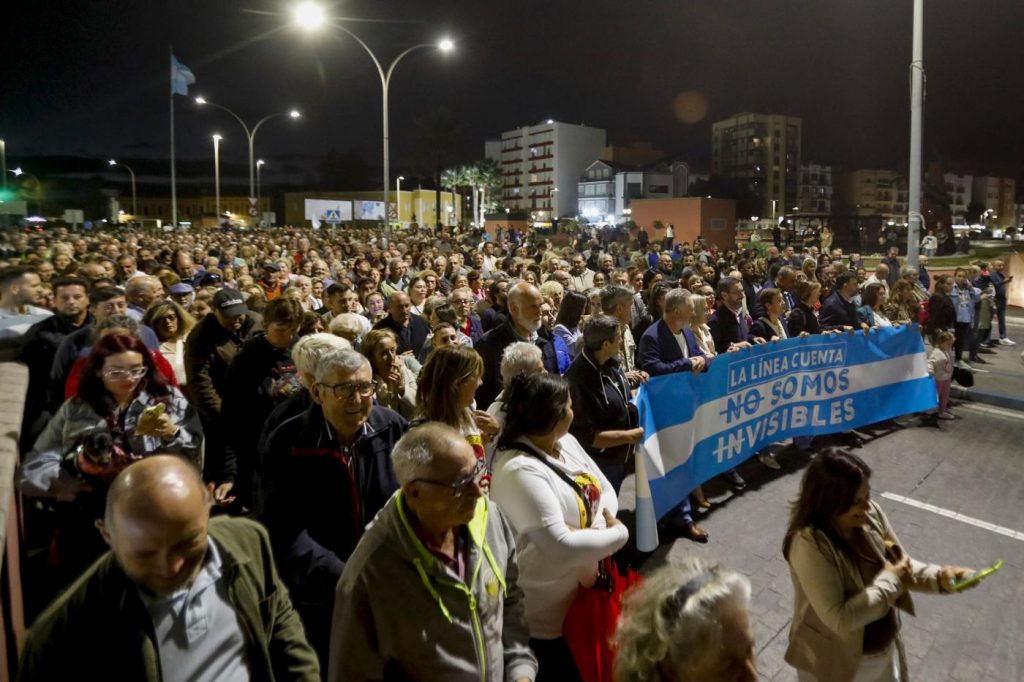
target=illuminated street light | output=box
[194,96,301,203]
[108,159,138,218]
[294,3,455,235]
[213,134,223,223]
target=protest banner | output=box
[633,325,938,551]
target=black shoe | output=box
[723,470,747,490]
[969,356,988,364]
[978,347,996,355]
[660,517,709,543]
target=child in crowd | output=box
[928,330,955,419]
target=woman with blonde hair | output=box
[360,328,417,419]
[614,558,757,682]
[414,344,497,462]
[142,299,196,385]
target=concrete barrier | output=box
[0,363,28,680]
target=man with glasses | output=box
[260,348,405,666]
[329,422,536,682]
[449,286,484,343]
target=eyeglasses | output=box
[412,459,487,498]
[103,367,147,381]
[320,380,378,401]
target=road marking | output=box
[881,492,1024,542]
[955,402,1024,421]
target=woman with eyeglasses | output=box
[490,372,628,682]
[17,333,202,583]
[614,558,757,682]
[143,299,196,385]
[414,345,498,463]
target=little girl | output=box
[928,331,955,419]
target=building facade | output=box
[486,120,606,222]
[836,169,908,222]
[283,189,461,228]
[797,163,833,215]
[126,196,271,227]
[944,173,974,220]
[711,112,801,218]
[628,197,737,251]
[577,160,693,223]
[971,176,1016,228]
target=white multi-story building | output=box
[486,120,606,220]
[944,173,973,219]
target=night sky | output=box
[4,0,1023,185]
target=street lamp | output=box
[213,134,223,225]
[195,96,300,206]
[0,139,6,191]
[294,4,454,236]
[108,159,137,219]
[256,159,266,210]
[395,175,404,226]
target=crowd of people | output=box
[0,220,1003,681]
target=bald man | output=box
[19,456,319,681]
[474,282,560,407]
[329,423,536,682]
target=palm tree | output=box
[415,107,463,230]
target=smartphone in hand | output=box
[950,559,1003,592]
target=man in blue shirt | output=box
[950,267,984,369]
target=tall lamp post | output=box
[906,0,924,266]
[195,97,299,204]
[213,134,223,225]
[256,159,266,205]
[108,159,137,220]
[293,3,453,236]
[395,175,404,226]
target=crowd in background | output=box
[0,219,1004,681]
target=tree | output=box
[414,107,463,230]
[964,201,985,224]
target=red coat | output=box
[65,350,179,400]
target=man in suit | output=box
[819,272,863,331]
[707,277,780,472]
[372,291,429,355]
[637,289,708,542]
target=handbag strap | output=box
[515,440,593,529]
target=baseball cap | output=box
[213,288,248,316]
[169,283,195,296]
[261,261,281,272]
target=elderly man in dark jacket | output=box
[474,282,559,408]
[18,456,319,682]
[260,348,405,667]
[371,291,429,355]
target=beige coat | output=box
[785,501,943,682]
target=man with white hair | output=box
[474,282,560,407]
[259,348,405,665]
[329,423,536,682]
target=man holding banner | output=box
[637,289,709,543]
[632,325,938,552]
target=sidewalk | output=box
[951,305,1024,411]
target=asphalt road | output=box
[620,401,1024,681]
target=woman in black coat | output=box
[787,280,823,336]
[750,287,792,341]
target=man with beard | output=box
[475,282,559,408]
[19,276,91,451]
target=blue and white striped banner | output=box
[633,325,937,551]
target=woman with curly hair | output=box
[614,558,756,682]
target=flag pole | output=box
[170,46,178,230]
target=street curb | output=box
[951,385,1024,412]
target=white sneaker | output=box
[758,452,782,470]
[954,360,973,370]
[999,338,1017,346]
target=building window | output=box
[710,218,726,231]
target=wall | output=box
[628,197,737,251]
